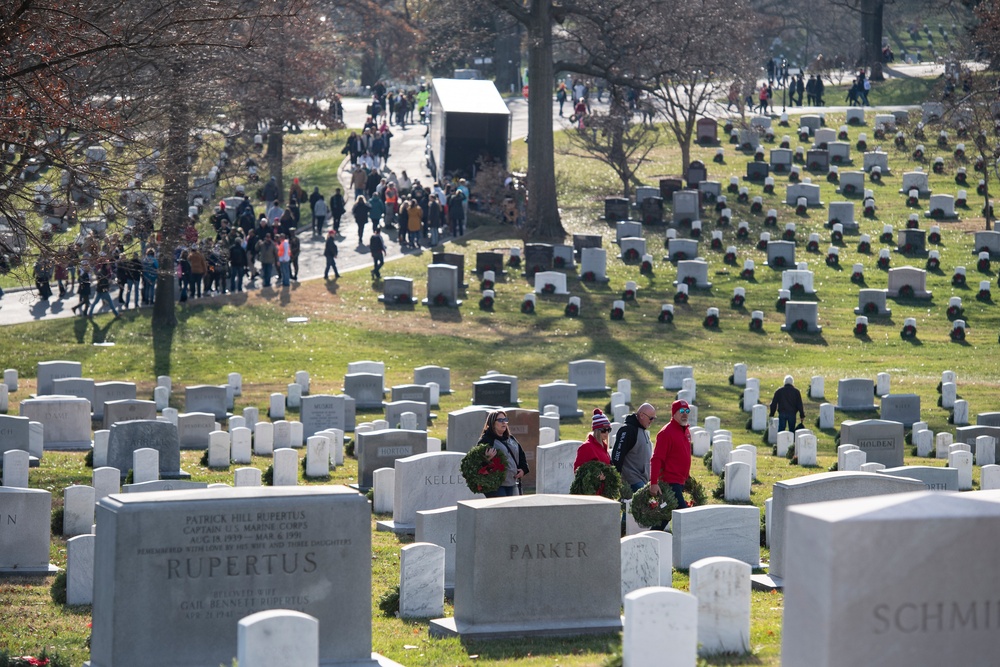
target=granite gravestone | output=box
[879,394,921,428]
[86,486,389,667]
[300,395,348,440]
[782,491,1000,667]
[176,412,215,450]
[391,384,432,406]
[839,420,905,467]
[536,383,582,419]
[877,465,958,491]
[767,472,924,582]
[184,385,228,420]
[0,487,58,574]
[415,507,458,594]
[19,396,91,449]
[429,495,622,639]
[446,406,492,455]
[523,244,554,275]
[423,264,461,307]
[475,252,504,275]
[568,360,610,393]
[431,252,467,288]
[103,399,157,430]
[0,414,30,456]
[504,408,540,490]
[106,420,187,481]
[93,382,138,420]
[836,379,876,411]
[36,360,82,395]
[472,381,510,408]
[414,366,451,394]
[380,277,415,305]
[356,429,429,488]
[52,377,95,405]
[378,452,477,534]
[535,440,584,494]
[671,505,761,569]
[343,373,385,409]
[886,266,932,299]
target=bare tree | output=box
[646,0,758,174]
[561,88,660,199]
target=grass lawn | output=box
[1,106,997,666]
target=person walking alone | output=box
[770,375,805,433]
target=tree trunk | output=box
[524,0,564,242]
[266,128,284,201]
[861,0,885,81]
[609,97,628,199]
[152,82,191,329]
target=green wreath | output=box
[569,460,622,500]
[684,476,707,506]
[630,483,678,528]
[460,444,509,494]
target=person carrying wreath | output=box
[770,375,805,433]
[649,399,693,515]
[480,410,529,497]
[575,408,613,471]
[611,403,656,493]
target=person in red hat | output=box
[574,408,613,471]
[649,399,693,514]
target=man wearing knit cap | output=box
[650,400,693,514]
[611,402,657,493]
[770,375,805,433]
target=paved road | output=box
[0,62,947,325]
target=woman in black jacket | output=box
[479,410,529,497]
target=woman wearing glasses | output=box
[480,410,529,497]
[649,400,693,513]
[574,408,613,471]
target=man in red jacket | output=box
[650,399,693,513]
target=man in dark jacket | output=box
[369,227,385,279]
[323,230,340,280]
[229,238,247,292]
[770,375,805,432]
[610,403,657,492]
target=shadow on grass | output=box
[427,305,463,323]
[461,634,621,662]
[152,321,175,377]
[786,332,829,346]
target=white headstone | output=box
[271,448,298,486]
[621,535,660,602]
[92,466,120,500]
[66,533,96,606]
[63,484,95,537]
[237,610,319,667]
[2,450,29,488]
[689,557,751,655]
[623,588,697,667]
[254,422,274,455]
[373,467,395,514]
[399,542,446,619]
[724,461,752,501]
[234,467,262,487]
[947,451,973,490]
[132,448,159,484]
[269,393,285,419]
[305,435,331,478]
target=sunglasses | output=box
[677,408,691,414]
[640,412,656,421]
[496,417,509,423]
[599,428,612,434]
